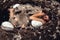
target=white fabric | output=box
[31,20,43,28]
[13,4,20,8]
[13,4,20,12]
[1,21,14,31]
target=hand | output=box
[43,15,49,21]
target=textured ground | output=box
[0,0,60,40]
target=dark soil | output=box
[0,0,60,40]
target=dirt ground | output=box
[0,0,60,40]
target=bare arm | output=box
[29,11,45,20]
[30,16,46,24]
[31,11,45,17]
[29,11,49,23]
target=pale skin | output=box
[8,8,14,19]
[29,11,49,24]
